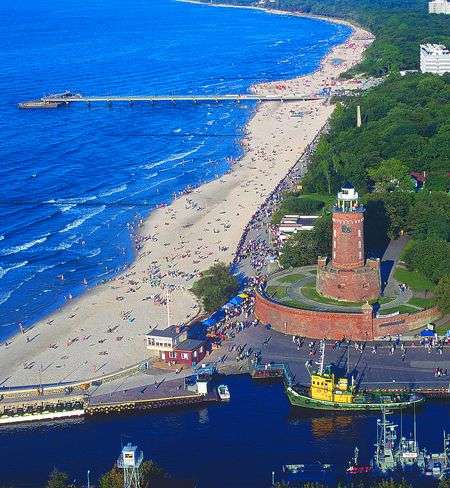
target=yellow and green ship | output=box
[286,345,423,411]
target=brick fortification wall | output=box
[316,262,381,302]
[255,293,440,340]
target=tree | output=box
[279,231,318,269]
[367,158,413,193]
[46,469,69,488]
[409,192,450,241]
[99,461,166,488]
[435,275,450,315]
[403,239,450,283]
[191,263,239,313]
[141,460,166,484]
[99,467,122,488]
[383,192,414,239]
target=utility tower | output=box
[117,443,144,488]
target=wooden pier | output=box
[18,92,324,109]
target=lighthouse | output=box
[316,183,380,302]
[332,183,365,269]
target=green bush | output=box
[272,195,325,224]
[191,263,239,313]
[279,214,331,268]
[403,239,450,284]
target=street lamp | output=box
[87,470,90,488]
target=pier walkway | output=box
[19,93,325,109]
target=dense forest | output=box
[302,74,450,194]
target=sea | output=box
[0,375,447,487]
[0,0,351,340]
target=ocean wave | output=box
[0,261,28,279]
[98,184,127,198]
[0,236,48,256]
[87,248,101,258]
[59,205,106,233]
[47,195,98,205]
[144,171,159,180]
[37,263,58,273]
[141,143,204,170]
[0,290,13,305]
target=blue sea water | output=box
[0,0,350,339]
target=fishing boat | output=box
[217,384,230,401]
[286,343,423,411]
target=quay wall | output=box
[255,293,440,340]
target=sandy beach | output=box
[0,4,373,387]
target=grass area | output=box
[301,285,363,307]
[281,299,317,311]
[300,193,335,206]
[278,273,305,284]
[400,239,415,261]
[393,267,435,292]
[377,296,396,305]
[378,305,418,316]
[435,322,450,336]
[407,297,435,309]
[308,269,317,275]
[266,285,287,300]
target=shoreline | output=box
[0,2,373,387]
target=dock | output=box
[18,92,324,109]
[85,378,219,415]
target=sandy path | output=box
[0,8,373,387]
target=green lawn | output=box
[266,285,287,300]
[435,322,450,336]
[378,305,418,316]
[300,193,335,206]
[281,299,317,311]
[301,285,363,307]
[278,273,305,284]
[393,267,435,292]
[375,296,395,305]
[407,297,435,309]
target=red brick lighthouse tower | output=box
[316,183,380,302]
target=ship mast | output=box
[318,341,325,375]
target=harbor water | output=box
[0,0,350,339]
[0,375,448,487]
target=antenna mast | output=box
[166,290,170,327]
[318,341,325,375]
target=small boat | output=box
[217,384,230,401]
[286,343,424,411]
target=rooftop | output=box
[420,44,450,55]
[175,339,205,351]
[146,324,185,338]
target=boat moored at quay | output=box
[286,343,424,411]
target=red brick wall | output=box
[316,266,380,302]
[373,307,440,337]
[255,293,374,340]
[332,211,365,269]
[255,294,441,341]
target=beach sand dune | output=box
[0,17,372,387]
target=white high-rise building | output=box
[420,44,450,75]
[428,0,450,14]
